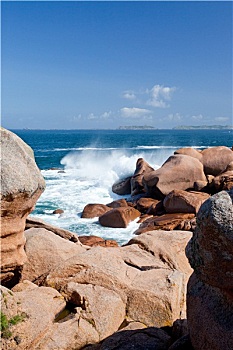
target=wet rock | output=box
[112,177,132,195]
[53,209,64,214]
[131,158,154,196]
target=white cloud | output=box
[122,91,137,100]
[191,114,204,120]
[100,111,112,119]
[214,116,230,122]
[166,113,183,121]
[87,113,98,120]
[146,85,176,108]
[120,107,152,119]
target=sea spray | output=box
[32,148,174,244]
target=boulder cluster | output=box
[1,128,233,350]
[82,146,233,238]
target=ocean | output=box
[12,129,233,245]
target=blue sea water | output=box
[12,129,233,244]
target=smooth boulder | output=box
[99,207,141,228]
[201,146,233,176]
[143,154,206,199]
[81,204,112,218]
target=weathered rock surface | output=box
[134,213,195,235]
[99,207,141,228]
[21,228,86,284]
[186,189,233,350]
[81,204,112,218]
[79,235,118,247]
[187,273,233,350]
[45,230,192,328]
[201,146,233,176]
[0,128,45,287]
[0,284,66,350]
[186,189,233,289]
[26,217,79,242]
[131,158,154,196]
[143,155,206,199]
[112,176,131,195]
[136,197,161,214]
[163,190,210,215]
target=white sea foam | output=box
[33,148,174,244]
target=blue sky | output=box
[1,1,232,129]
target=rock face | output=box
[0,128,45,287]
[186,189,233,350]
[187,274,233,350]
[45,230,192,330]
[163,190,210,215]
[9,227,192,349]
[143,155,206,199]
[99,207,141,228]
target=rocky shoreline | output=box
[1,127,233,350]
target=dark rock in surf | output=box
[112,176,132,195]
[130,158,154,196]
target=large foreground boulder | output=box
[187,273,233,350]
[44,230,192,329]
[186,189,233,289]
[186,189,233,350]
[0,128,45,287]
[143,155,206,199]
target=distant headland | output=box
[118,125,156,130]
[173,125,233,130]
